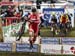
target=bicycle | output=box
[60,23,67,37]
[66,22,72,31]
[50,22,58,37]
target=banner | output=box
[63,45,75,55]
[41,38,59,44]
[62,38,75,44]
[74,3,75,16]
[0,43,12,51]
[16,43,38,52]
[43,8,64,22]
[41,44,61,54]
[65,7,74,27]
[74,9,75,16]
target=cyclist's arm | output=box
[60,16,62,23]
[66,15,70,22]
[34,16,41,24]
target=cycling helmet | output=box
[32,8,37,12]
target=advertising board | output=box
[63,45,75,55]
[16,43,38,52]
[0,43,12,51]
[41,38,59,44]
[62,38,75,44]
[41,44,61,54]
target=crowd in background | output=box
[0,5,73,28]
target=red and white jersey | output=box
[28,13,41,24]
[39,13,44,17]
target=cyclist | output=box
[60,13,69,32]
[50,13,58,35]
[28,8,41,48]
[66,13,72,29]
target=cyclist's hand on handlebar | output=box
[29,20,34,23]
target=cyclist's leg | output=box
[16,31,24,41]
[60,23,63,30]
[29,28,34,48]
[59,23,64,35]
[55,23,58,35]
[65,23,68,32]
[32,25,39,44]
[57,22,60,32]
[38,28,41,36]
[51,22,54,31]
[29,28,34,41]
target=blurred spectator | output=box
[51,0,56,3]
[39,13,44,27]
[14,12,21,22]
[22,10,30,21]
[14,12,21,17]
[5,6,14,17]
[19,9,23,17]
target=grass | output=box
[2,25,75,56]
[22,27,75,37]
[1,27,75,56]
[3,23,75,37]
[0,52,74,56]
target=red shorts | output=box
[29,23,39,36]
